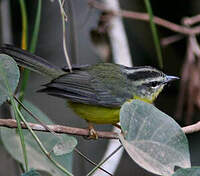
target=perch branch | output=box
[0,119,200,138]
[0,119,119,139]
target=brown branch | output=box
[182,121,200,134]
[161,34,184,46]
[0,118,200,139]
[89,0,200,35]
[0,119,119,139]
[182,15,200,26]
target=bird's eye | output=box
[149,81,159,87]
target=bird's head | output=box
[124,66,179,103]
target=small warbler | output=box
[0,44,179,138]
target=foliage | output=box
[0,54,75,175]
[119,100,191,176]
[173,167,200,176]
[21,169,41,176]
[0,54,19,105]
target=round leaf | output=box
[119,100,191,176]
[0,54,19,105]
[21,169,41,176]
[173,167,200,176]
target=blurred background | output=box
[0,0,200,175]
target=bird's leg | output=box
[88,122,98,139]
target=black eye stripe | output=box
[127,71,161,81]
[143,81,161,87]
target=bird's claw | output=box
[87,123,98,139]
[88,128,98,139]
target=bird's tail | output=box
[0,44,65,79]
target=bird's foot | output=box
[88,123,98,139]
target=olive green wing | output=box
[39,65,133,108]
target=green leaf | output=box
[21,100,77,155]
[173,167,200,176]
[0,54,20,105]
[21,169,41,176]
[0,54,28,170]
[119,100,191,176]
[53,137,77,156]
[1,100,77,175]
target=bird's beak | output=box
[166,75,180,83]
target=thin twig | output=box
[74,148,113,176]
[58,0,72,72]
[161,34,184,46]
[182,15,200,26]
[87,145,123,176]
[182,121,200,134]
[0,119,119,139]
[89,0,200,35]
[68,0,78,64]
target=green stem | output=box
[11,98,29,171]
[144,0,163,69]
[17,1,29,170]
[29,0,42,53]
[19,0,42,102]
[19,0,28,50]
[15,105,73,176]
[18,0,28,102]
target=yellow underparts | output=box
[68,98,152,124]
[68,101,120,124]
[68,86,164,124]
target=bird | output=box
[0,44,179,138]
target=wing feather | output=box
[39,64,133,107]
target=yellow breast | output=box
[68,101,120,124]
